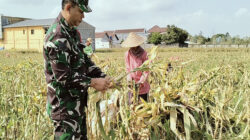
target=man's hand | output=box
[90,78,111,92]
[105,76,113,88]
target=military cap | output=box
[74,0,92,13]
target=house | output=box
[95,32,119,49]
[115,28,147,43]
[95,28,148,49]
[0,16,95,52]
[148,25,167,34]
[0,14,29,40]
[95,32,110,49]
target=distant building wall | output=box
[95,38,110,49]
[1,26,45,52]
[0,18,95,52]
[0,40,3,47]
[77,22,95,50]
[0,14,29,39]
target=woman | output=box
[122,32,150,103]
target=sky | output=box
[0,0,250,37]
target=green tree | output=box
[147,32,162,45]
[225,32,232,45]
[232,36,245,45]
[162,25,189,44]
[189,35,198,44]
[211,33,232,44]
[196,32,207,44]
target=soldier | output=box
[43,0,111,139]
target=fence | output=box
[110,44,155,49]
[1,39,43,52]
[147,44,250,48]
[188,44,249,48]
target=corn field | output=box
[0,48,249,140]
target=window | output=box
[23,30,25,35]
[31,29,34,35]
[44,28,48,34]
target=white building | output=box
[95,28,148,49]
[95,32,110,49]
[95,32,119,49]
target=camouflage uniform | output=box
[43,13,105,140]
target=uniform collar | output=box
[57,12,77,32]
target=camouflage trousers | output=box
[53,115,87,140]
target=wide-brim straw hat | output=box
[121,32,145,48]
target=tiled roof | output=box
[3,19,55,28]
[148,25,167,33]
[3,18,94,28]
[95,32,108,38]
[95,28,146,39]
[115,28,145,34]
[95,32,119,40]
[104,30,115,34]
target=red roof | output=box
[148,25,167,33]
[95,32,107,38]
[103,30,114,34]
[95,28,146,39]
[115,28,145,34]
[95,32,119,40]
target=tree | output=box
[148,32,162,45]
[196,31,206,44]
[189,35,198,44]
[232,36,244,45]
[161,25,189,44]
[211,33,232,44]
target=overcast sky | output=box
[0,0,250,37]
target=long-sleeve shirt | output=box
[125,50,150,95]
[43,13,106,120]
[84,45,93,57]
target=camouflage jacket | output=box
[43,13,106,120]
